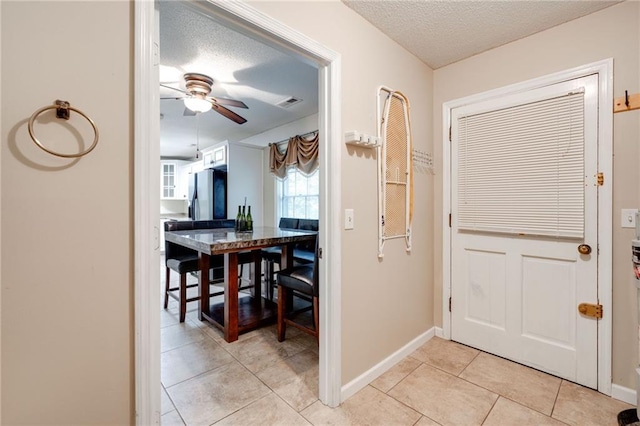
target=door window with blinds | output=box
[453,83,592,239]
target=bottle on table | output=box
[235,205,242,232]
[240,205,247,231]
[246,206,253,232]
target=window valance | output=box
[269,132,319,179]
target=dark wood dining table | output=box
[164,226,317,342]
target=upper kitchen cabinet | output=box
[164,144,227,201]
[161,160,190,200]
[161,161,177,199]
[203,145,227,169]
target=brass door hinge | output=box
[597,172,604,186]
[449,213,452,228]
[449,126,452,142]
[578,302,602,319]
[449,297,452,312]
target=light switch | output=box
[621,209,638,228]
[345,209,354,230]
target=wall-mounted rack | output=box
[614,90,639,113]
[412,148,434,174]
[344,130,379,148]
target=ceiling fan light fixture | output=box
[184,96,212,113]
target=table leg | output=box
[224,252,239,342]
[251,249,262,301]
[198,253,211,322]
[281,243,294,269]
[280,244,294,309]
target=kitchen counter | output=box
[160,214,188,220]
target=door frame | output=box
[134,1,343,423]
[442,59,613,394]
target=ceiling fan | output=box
[160,73,248,124]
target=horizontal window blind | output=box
[457,92,585,238]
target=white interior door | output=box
[450,75,599,388]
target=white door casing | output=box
[443,60,613,394]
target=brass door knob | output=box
[578,244,592,255]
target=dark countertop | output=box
[165,226,316,255]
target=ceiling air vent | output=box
[276,96,303,108]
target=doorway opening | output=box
[134,1,342,423]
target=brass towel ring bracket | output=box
[28,100,99,158]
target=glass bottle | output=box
[241,205,246,231]
[246,206,253,232]
[235,205,242,232]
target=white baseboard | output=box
[340,327,436,402]
[435,327,444,338]
[612,383,637,406]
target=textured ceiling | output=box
[160,1,621,158]
[159,1,318,159]
[342,0,621,69]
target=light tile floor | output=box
[160,267,633,425]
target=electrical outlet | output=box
[345,209,354,230]
[621,209,638,228]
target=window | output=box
[278,167,319,220]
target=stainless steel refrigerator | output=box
[189,168,227,220]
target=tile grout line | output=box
[479,394,501,425]
[210,392,277,426]
[370,382,426,422]
[160,329,209,354]
[418,354,562,420]
[456,348,481,377]
[163,358,236,390]
[549,380,565,423]
[161,384,188,426]
[367,355,430,426]
[380,357,423,395]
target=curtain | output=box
[269,132,319,179]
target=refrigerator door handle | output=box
[189,173,197,219]
[193,197,199,220]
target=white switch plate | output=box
[345,209,354,230]
[621,209,638,228]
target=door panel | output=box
[451,75,599,388]
[464,249,506,330]
[521,255,576,348]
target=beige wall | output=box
[433,1,640,389]
[249,1,435,384]
[1,1,132,423]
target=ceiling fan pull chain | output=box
[195,113,202,160]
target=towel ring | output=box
[28,100,99,158]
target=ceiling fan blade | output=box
[211,97,248,109]
[183,108,197,117]
[211,103,247,124]
[160,83,187,95]
[160,96,185,100]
